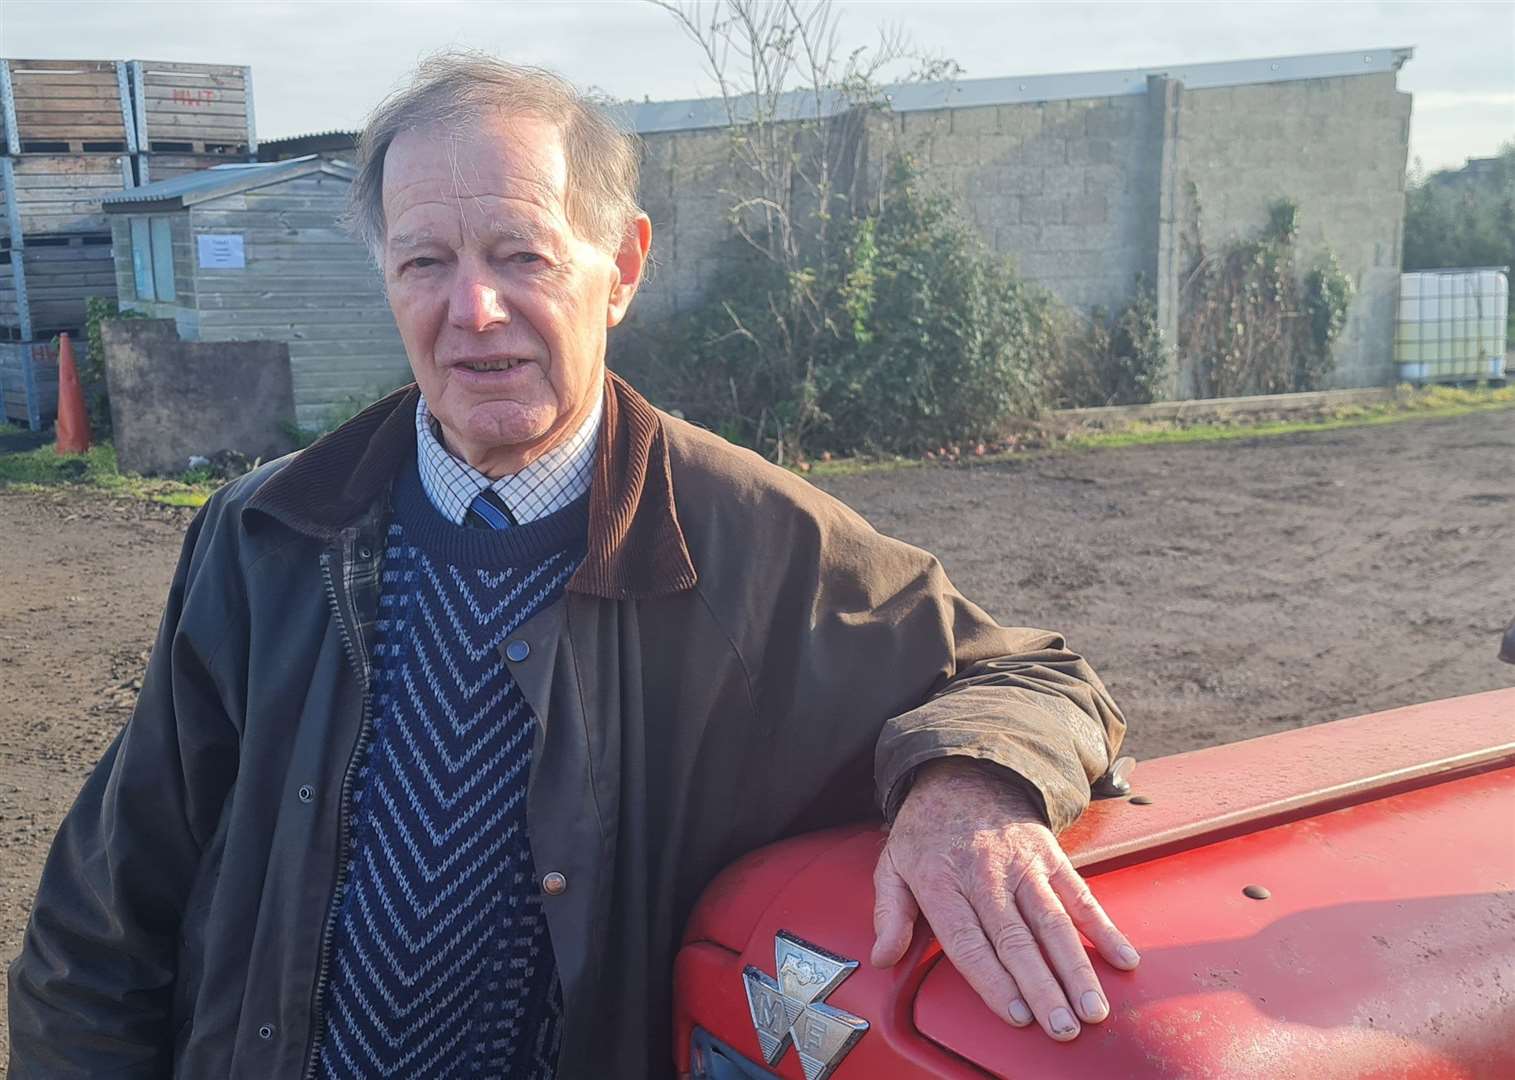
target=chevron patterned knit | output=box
[316,458,588,1080]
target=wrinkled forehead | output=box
[381,113,570,224]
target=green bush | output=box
[1050,282,1171,408]
[627,156,1056,459]
[81,297,149,437]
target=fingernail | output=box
[1008,999,1033,1025]
[1117,944,1141,967]
[1080,990,1108,1021]
[1049,1007,1078,1035]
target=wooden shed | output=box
[101,156,409,428]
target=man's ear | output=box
[607,214,653,328]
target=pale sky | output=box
[4,0,1512,172]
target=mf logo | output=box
[742,931,869,1080]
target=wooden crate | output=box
[136,150,252,184]
[0,235,116,337]
[0,153,133,235]
[0,339,67,430]
[0,58,136,153]
[130,60,255,154]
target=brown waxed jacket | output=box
[7,373,1125,1078]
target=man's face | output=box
[381,113,649,475]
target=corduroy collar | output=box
[246,372,698,599]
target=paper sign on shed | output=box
[197,235,246,269]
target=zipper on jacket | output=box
[301,543,375,1079]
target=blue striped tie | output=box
[466,488,517,529]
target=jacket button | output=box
[541,871,567,896]
[505,640,530,662]
[357,544,373,560]
[258,1023,275,1040]
[298,785,314,803]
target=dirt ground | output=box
[1,408,1512,1055]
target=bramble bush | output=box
[1180,198,1354,398]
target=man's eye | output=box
[509,252,545,265]
[408,257,440,270]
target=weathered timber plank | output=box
[10,108,131,126]
[286,342,407,360]
[204,199,353,215]
[145,114,251,134]
[191,228,355,245]
[5,59,117,75]
[0,202,111,233]
[137,60,247,77]
[0,155,126,178]
[11,86,124,104]
[142,84,247,101]
[198,314,401,334]
[4,171,131,190]
[142,100,249,117]
[15,128,130,143]
[195,278,383,296]
[191,210,350,227]
[196,290,389,310]
[136,153,251,181]
[136,72,246,91]
[4,184,128,203]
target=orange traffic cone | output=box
[54,332,91,455]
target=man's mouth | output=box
[456,358,531,373]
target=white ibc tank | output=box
[1395,269,1510,382]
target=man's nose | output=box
[448,274,511,332]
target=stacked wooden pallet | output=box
[130,60,257,182]
[0,57,255,427]
[0,59,131,425]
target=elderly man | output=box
[9,54,1136,1078]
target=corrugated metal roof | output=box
[102,155,353,209]
[624,45,1414,134]
[259,129,359,146]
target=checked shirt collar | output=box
[415,389,602,526]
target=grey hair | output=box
[345,50,643,261]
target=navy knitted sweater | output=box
[316,458,588,1079]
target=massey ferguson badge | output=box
[742,932,869,1080]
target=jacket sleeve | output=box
[728,475,1125,837]
[7,504,242,1078]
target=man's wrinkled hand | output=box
[870,758,1140,1041]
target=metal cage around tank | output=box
[1394,267,1510,383]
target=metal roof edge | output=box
[102,154,348,210]
[179,154,347,206]
[258,128,360,146]
[630,45,1415,135]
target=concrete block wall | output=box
[1176,72,1412,390]
[635,128,743,324]
[888,96,1157,315]
[626,68,1411,399]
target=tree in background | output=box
[1404,143,1515,272]
[637,0,1069,459]
[1403,143,1515,340]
